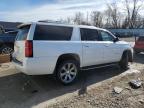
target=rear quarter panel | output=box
[29,41,82,74]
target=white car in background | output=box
[12,22,133,84]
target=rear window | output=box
[16,25,30,41]
[33,25,73,40]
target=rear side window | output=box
[16,25,30,41]
[80,28,99,41]
[34,25,73,40]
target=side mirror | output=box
[113,37,119,43]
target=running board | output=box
[81,62,118,71]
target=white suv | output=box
[12,22,133,84]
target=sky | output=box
[0,0,116,22]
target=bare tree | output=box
[91,11,103,27]
[107,2,122,28]
[65,17,73,24]
[59,0,144,28]
[123,0,143,28]
[104,8,113,28]
[103,0,123,29]
[73,12,84,25]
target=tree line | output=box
[60,0,144,29]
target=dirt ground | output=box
[48,56,144,108]
[0,53,143,108]
[48,72,144,108]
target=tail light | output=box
[25,40,33,57]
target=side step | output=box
[81,62,118,71]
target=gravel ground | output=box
[47,53,144,108]
[0,53,143,108]
[48,71,144,108]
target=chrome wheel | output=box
[2,47,13,54]
[59,63,77,84]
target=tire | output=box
[119,52,129,70]
[56,60,80,85]
[0,46,13,55]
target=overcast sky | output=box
[0,0,143,22]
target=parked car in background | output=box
[134,36,144,54]
[12,22,133,85]
[0,30,18,54]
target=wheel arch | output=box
[121,49,133,62]
[54,53,80,73]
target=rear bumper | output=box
[12,57,23,66]
[12,57,57,75]
[12,57,28,74]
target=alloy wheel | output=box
[59,63,77,84]
[2,47,13,54]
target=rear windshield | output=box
[33,24,73,41]
[16,25,30,41]
[138,37,144,41]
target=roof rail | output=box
[38,20,68,24]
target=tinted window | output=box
[80,28,99,41]
[34,25,73,40]
[100,31,114,41]
[16,26,30,41]
[138,37,144,41]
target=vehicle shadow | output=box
[0,64,126,108]
[133,53,144,64]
